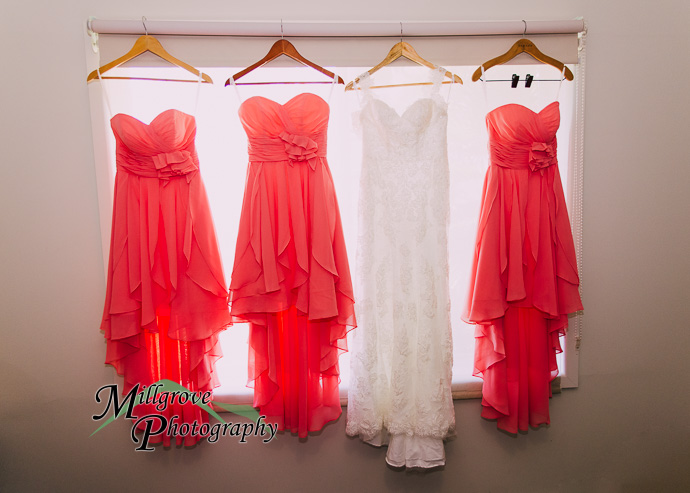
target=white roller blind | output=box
[95,33,579,69]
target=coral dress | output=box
[101,109,232,446]
[465,101,583,434]
[229,94,356,438]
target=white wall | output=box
[1,1,689,492]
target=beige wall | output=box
[1,1,689,491]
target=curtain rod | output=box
[86,19,585,37]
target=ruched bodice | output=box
[239,94,329,136]
[487,102,560,172]
[229,93,355,438]
[239,94,328,165]
[111,109,200,180]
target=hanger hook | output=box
[522,19,527,37]
[142,16,148,36]
[281,19,284,39]
[400,21,403,43]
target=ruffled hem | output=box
[108,326,224,447]
[239,301,354,438]
[464,162,583,325]
[229,156,355,319]
[472,306,567,434]
[464,156,582,434]
[229,153,356,437]
[353,429,451,469]
[102,313,228,447]
[102,316,227,390]
[101,169,231,447]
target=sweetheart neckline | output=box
[486,101,560,118]
[370,97,438,119]
[111,109,195,126]
[240,93,328,108]
[361,96,445,126]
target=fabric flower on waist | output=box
[528,142,557,173]
[152,150,198,182]
[279,131,319,170]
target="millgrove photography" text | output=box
[92,380,277,451]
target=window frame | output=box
[87,49,584,406]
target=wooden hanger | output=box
[225,39,344,86]
[472,38,574,82]
[345,41,463,91]
[86,34,213,84]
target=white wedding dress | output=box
[346,69,455,468]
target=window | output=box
[89,57,582,405]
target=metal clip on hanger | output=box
[472,20,574,84]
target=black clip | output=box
[511,74,519,88]
[525,74,534,88]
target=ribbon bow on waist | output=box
[151,150,199,182]
[279,131,320,170]
[528,142,557,173]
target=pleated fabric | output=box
[101,109,232,446]
[464,102,583,434]
[230,94,356,438]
